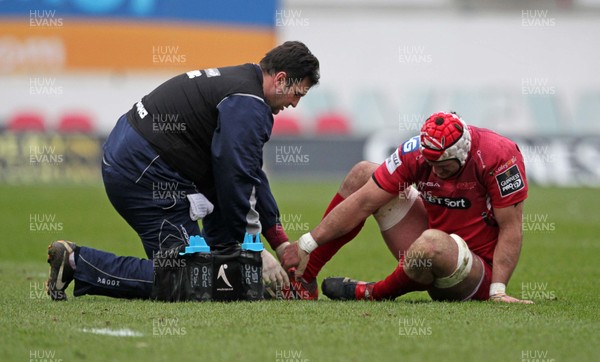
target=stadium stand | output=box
[57,112,95,133]
[575,90,600,134]
[6,112,46,132]
[315,113,351,135]
[527,95,564,134]
[272,114,302,135]
[350,89,389,135]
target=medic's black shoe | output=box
[46,240,76,301]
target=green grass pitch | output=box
[0,182,598,361]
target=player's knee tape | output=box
[374,186,418,231]
[433,234,473,289]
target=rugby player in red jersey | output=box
[282,111,532,303]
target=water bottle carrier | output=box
[151,234,264,302]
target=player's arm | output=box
[281,177,396,272]
[490,202,533,304]
[313,177,395,243]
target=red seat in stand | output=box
[315,113,351,135]
[272,115,302,135]
[57,112,94,133]
[7,112,46,132]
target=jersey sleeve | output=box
[212,94,273,243]
[372,135,420,194]
[485,141,529,208]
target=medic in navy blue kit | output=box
[45,41,320,301]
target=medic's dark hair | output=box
[260,41,320,86]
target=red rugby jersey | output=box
[373,126,528,265]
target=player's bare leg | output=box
[302,161,378,284]
[302,161,427,284]
[322,229,486,301]
[281,161,378,299]
[338,161,378,198]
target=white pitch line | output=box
[80,328,144,337]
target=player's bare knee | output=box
[405,230,445,263]
[410,229,447,256]
[419,229,448,244]
[402,236,439,284]
[338,161,378,196]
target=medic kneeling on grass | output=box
[282,111,533,304]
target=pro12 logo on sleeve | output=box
[495,164,525,197]
[385,149,402,175]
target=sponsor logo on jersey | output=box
[205,68,221,77]
[417,181,441,189]
[136,101,148,119]
[422,194,471,209]
[402,136,420,154]
[456,181,477,190]
[496,164,525,197]
[494,155,518,174]
[385,149,402,174]
[186,70,202,78]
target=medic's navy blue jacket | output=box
[125,64,286,248]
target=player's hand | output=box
[281,242,300,270]
[281,242,310,279]
[490,292,534,304]
[275,241,291,261]
[261,249,290,287]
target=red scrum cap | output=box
[420,112,471,166]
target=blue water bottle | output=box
[240,233,264,301]
[180,235,213,301]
